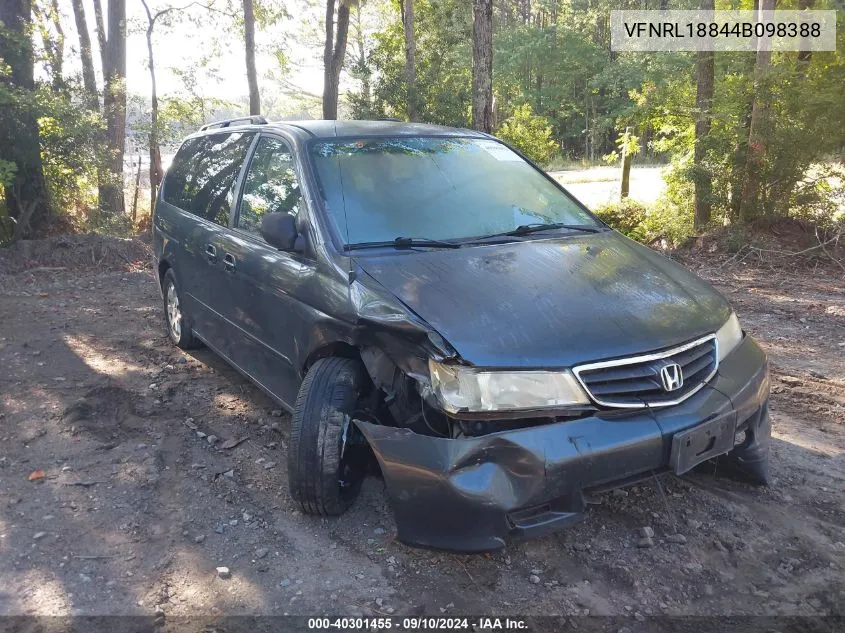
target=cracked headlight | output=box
[428,360,590,413]
[716,312,743,362]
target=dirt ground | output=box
[0,236,843,625]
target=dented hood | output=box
[353,231,731,368]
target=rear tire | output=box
[288,357,368,516]
[162,268,199,349]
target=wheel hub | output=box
[166,283,182,340]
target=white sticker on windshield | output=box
[477,140,523,162]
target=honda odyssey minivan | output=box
[153,118,771,551]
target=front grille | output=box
[573,335,718,408]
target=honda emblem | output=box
[660,363,684,392]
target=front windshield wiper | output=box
[346,236,463,251]
[496,223,603,237]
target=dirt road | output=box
[1,239,843,622]
[549,166,666,208]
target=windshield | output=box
[309,136,599,247]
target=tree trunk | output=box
[693,0,715,230]
[402,0,417,121]
[471,0,493,132]
[48,0,64,88]
[739,0,775,222]
[354,3,371,109]
[797,0,814,70]
[33,0,65,91]
[620,127,632,199]
[132,153,141,223]
[99,0,127,216]
[141,0,163,214]
[92,0,108,77]
[70,0,99,109]
[729,0,760,220]
[0,0,51,239]
[323,0,351,120]
[323,0,336,119]
[243,0,260,115]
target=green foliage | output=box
[603,128,641,165]
[37,87,104,218]
[0,160,16,246]
[0,161,17,189]
[642,157,696,246]
[642,196,695,248]
[2,0,841,246]
[351,0,472,125]
[85,206,134,237]
[786,162,845,228]
[595,192,695,249]
[635,10,845,228]
[495,104,556,165]
[594,198,648,242]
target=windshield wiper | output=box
[497,223,603,237]
[346,236,462,251]
[464,223,603,242]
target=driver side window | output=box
[238,136,302,235]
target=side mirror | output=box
[260,212,298,251]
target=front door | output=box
[216,134,315,409]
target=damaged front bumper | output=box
[355,336,770,552]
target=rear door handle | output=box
[205,244,217,261]
[223,253,236,272]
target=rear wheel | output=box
[162,268,199,349]
[288,357,369,515]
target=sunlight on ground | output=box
[15,569,71,615]
[773,428,843,458]
[63,334,146,378]
[2,386,63,417]
[2,387,64,449]
[131,549,270,614]
[744,288,831,306]
[762,340,823,357]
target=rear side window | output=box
[163,132,254,226]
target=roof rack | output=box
[199,115,268,131]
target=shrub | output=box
[641,196,695,248]
[594,196,695,249]
[594,198,648,241]
[495,103,557,165]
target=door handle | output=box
[223,253,236,272]
[205,244,217,261]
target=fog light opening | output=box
[734,430,747,446]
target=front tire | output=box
[162,268,199,349]
[718,405,772,486]
[288,357,369,516]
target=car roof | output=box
[188,119,489,141]
[277,120,487,139]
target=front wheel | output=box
[288,357,369,516]
[718,405,772,486]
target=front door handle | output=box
[205,244,217,261]
[223,253,236,272]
